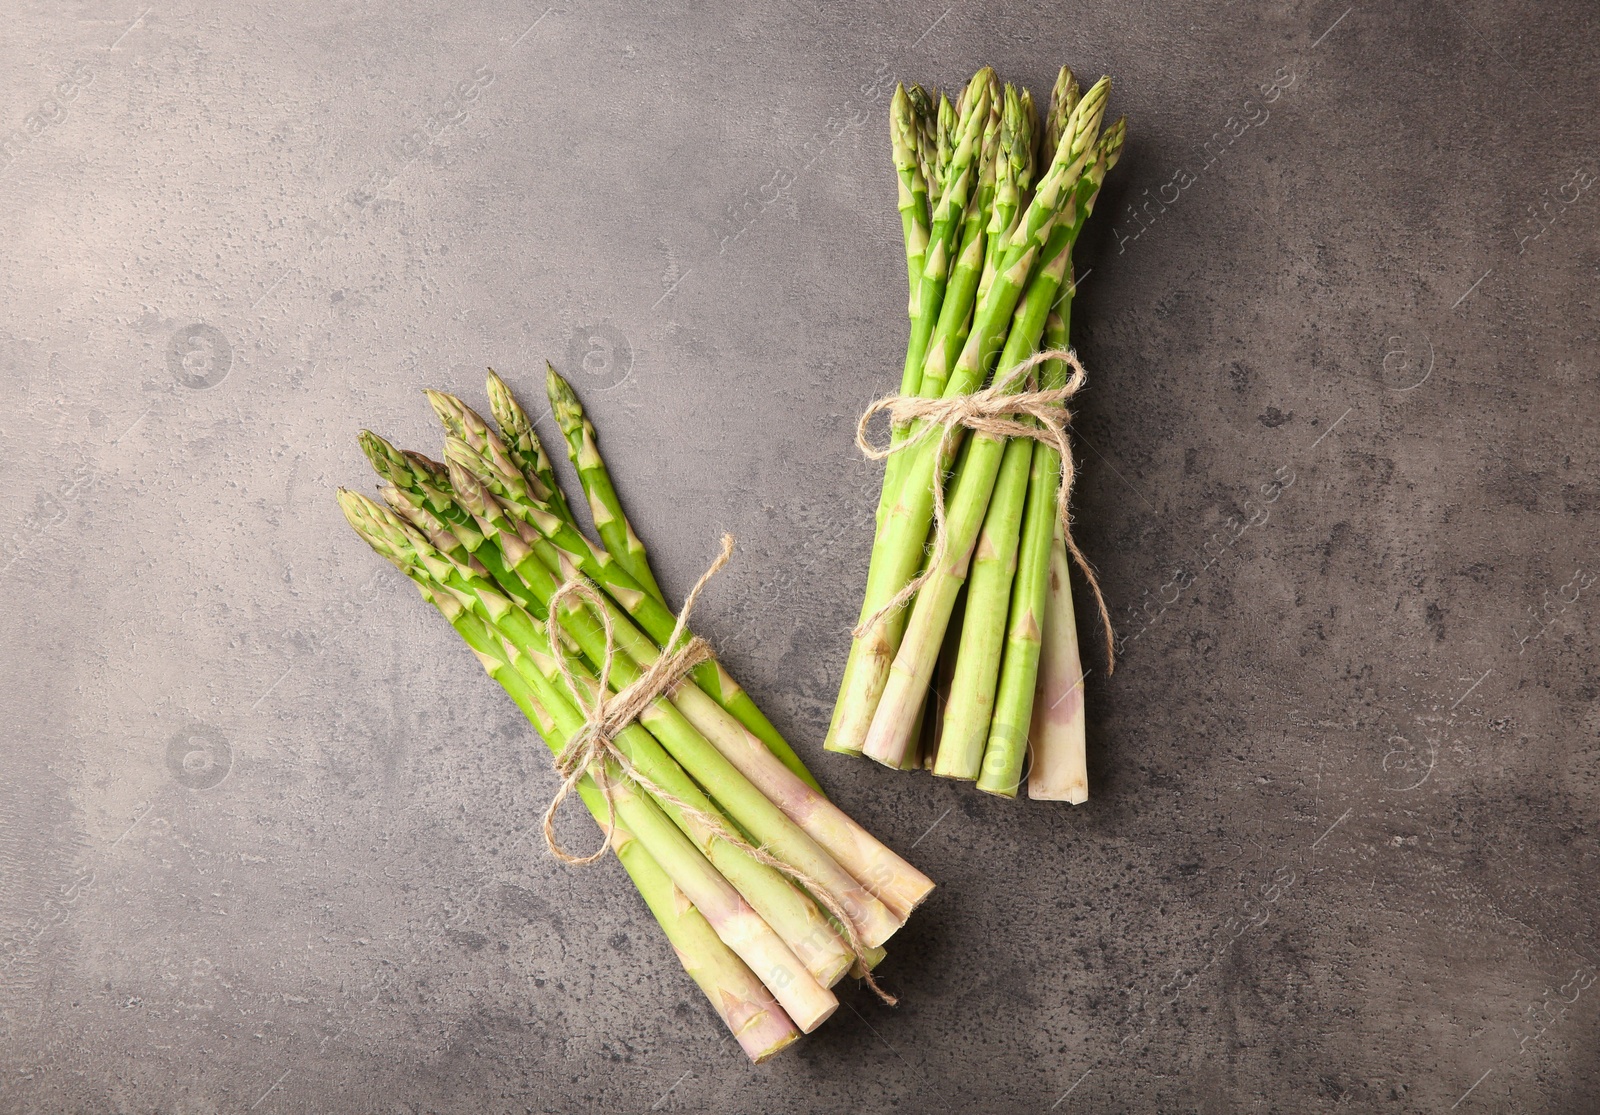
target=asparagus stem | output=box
[931,434,1034,778]
[1024,260,1090,802]
[927,586,964,770]
[485,368,576,524]
[1027,522,1088,802]
[546,364,666,603]
[974,402,1059,798]
[825,78,1110,759]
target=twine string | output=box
[853,347,1115,673]
[538,533,896,1005]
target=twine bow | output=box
[539,534,897,1004]
[854,348,1115,672]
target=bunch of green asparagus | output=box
[337,366,933,1061]
[826,66,1124,802]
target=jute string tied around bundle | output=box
[854,348,1116,672]
[540,534,897,1005]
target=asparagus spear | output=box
[867,71,994,557]
[1026,522,1088,801]
[932,434,1034,778]
[1043,66,1080,171]
[973,85,1026,321]
[877,79,1004,542]
[974,400,1059,797]
[342,497,840,1033]
[485,368,575,524]
[906,84,939,212]
[1021,251,1091,802]
[916,82,1004,403]
[977,83,1041,307]
[828,78,1112,759]
[933,91,957,199]
[891,84,933,316]
[546,364,666,603]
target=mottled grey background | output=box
[1,1,1596,1112]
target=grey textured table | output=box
[3,2,1597,1112]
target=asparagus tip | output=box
[545,362,584,431]
[424,388,468,437]
[1100,115,1128,170]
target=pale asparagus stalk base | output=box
[1027,525,1088,802]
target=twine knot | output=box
[854,348,1115,672]
[541,535,730,867]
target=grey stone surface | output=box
[1,1,1597,1111]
